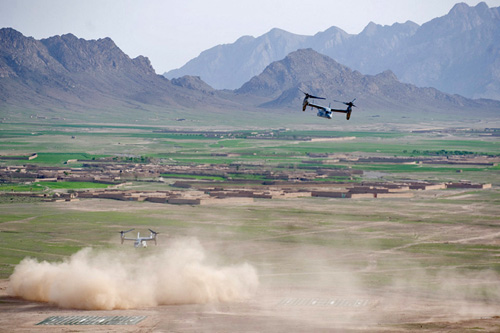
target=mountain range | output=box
[0,28,234,112]
[237,48,499,116]
[1,26,499,124]
[165,2,500,101]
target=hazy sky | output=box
[1,0,499,73]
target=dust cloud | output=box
[7,237,259,310]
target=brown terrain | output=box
[1,184,499,332]
[1,8,499,331]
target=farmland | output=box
[0,122,499,332]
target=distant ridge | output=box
[165,2,500,100]
[1,28,499,123]
[0,28,227,111]
[236,49,500,116]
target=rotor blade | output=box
[148,229,158,234]
[334,99,356,106]
[309,94,326,100]
[120,228,134,234]
[302,91,326,100]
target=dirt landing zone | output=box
[1,194,499,332]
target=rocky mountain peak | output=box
[0,27,64,78]
[432,1,498,32]
[0,27,30,46]
[0,27,45,55]
[267,28,288,36]
[236,48,357,99]
[236,48,500,115]
[131,55,156,74]
[0,28,236,111]
[165,3,499,100]
[449,2,491,17]
[40,33,151,74]
[171,75,214,93]
[360,22,380,37]
[449,2,471,15]
[375,70,399,82]
[1,28,499,119]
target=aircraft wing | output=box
[137,236,154,241]
[329,108,348,114]
[307,102,327,111]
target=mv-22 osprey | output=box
[302,91,357,120]
[119,228,159,248]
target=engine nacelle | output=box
[302,99,308,111]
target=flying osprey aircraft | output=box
[301,91,357,120]
[119,228,159,248]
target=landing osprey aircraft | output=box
[119,228,159,248]
[301,91,357,120]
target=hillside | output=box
[0,28,231,113]
[165,28,309,91]
[236,49,500,116]
[165,2,500,100]
[1,28,499,127]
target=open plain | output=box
[2,3,500,330]
[1,122,499,332]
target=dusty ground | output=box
[2,275,500,332]
[1,191,499,332]
[0,281,500,332]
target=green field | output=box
[2,123,498,172]
[1,121,500,331]
[1,122,499,190]
[0,181,110,192]
[160,173,226,181]
[1,123,499,276]
[1,189,499,283]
